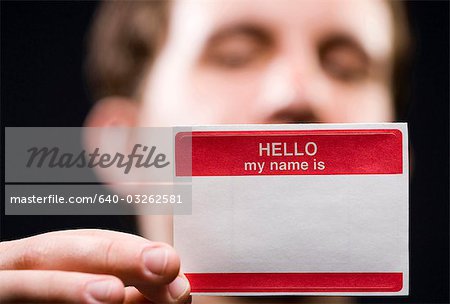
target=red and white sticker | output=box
[174,124,409,296]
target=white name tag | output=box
[174,123,409,296]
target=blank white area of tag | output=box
[174,175,408,273]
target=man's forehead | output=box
[167,0,393,61]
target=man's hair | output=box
[85,0,171,100]
[85,0,411,118]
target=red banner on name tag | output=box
[175,129,403,176]
[186,272,403,293]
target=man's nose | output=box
[256,56,323,123]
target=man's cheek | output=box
[190,74,260,113]
[348,86,393,122]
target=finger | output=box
[1,229,180,287]
[0,270,124,303]
[124,274,191,304]
[124,287,151,303]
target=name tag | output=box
[174,123,409,296]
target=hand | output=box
[0,229,191,303]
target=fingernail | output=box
[143,247,168,276]
[168,276,189,301]
[86,280,116,303]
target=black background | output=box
[1,1,449,303]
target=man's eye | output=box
[203,36,267,69]
[211,49,256,68]
[320,44,369,82]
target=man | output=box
[0,1,409,303]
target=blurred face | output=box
[139,0,395,126]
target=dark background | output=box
[1,1,448,303]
